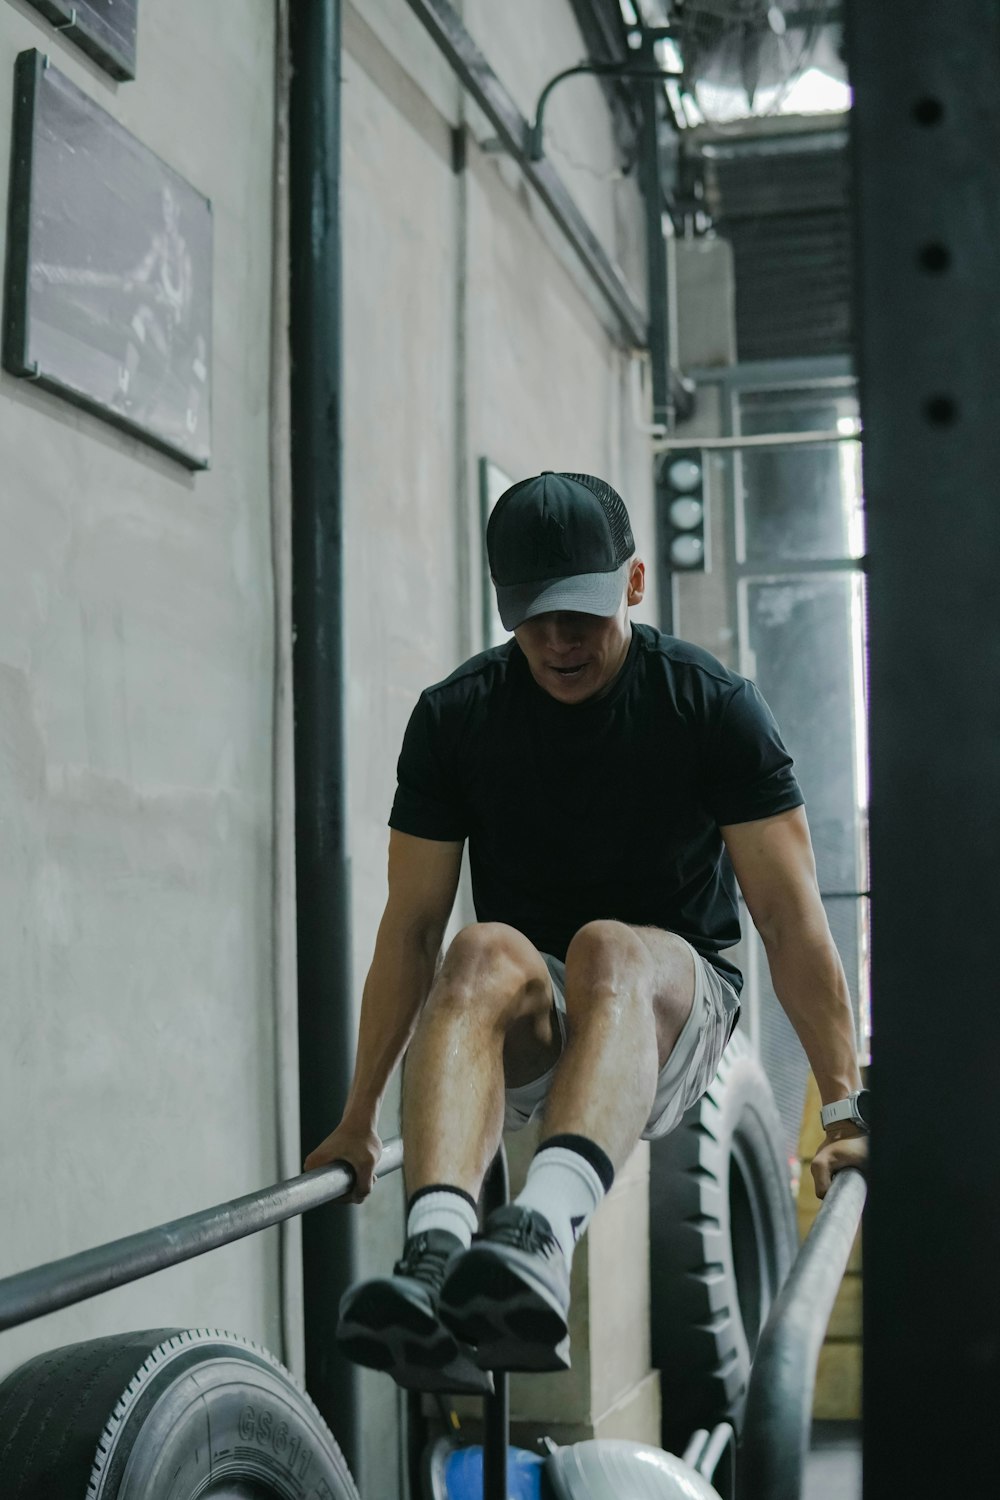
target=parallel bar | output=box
[402,0,647,348]
[741,1167,866,1500]
[0,1140,404,1336]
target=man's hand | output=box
[811,1126,868,1199]
[304,1121,383,1204]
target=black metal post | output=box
[848,2,1000,1493]
[481,1148,510,1500]
[287,0,359,1475]
[636,30,674,633]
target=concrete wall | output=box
[1,1,664,1493]
[0,0,285,1382]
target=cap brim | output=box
[495,564,628,632]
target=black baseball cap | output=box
[487,471,635,631]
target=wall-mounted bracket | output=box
[529,60,683,161]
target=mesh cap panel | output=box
[560,473,635,563]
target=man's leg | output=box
[401,921,560,1198]
[540,920,695,1163]
[337,922,558,1391]
[440,920,696,1370]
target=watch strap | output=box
[820,1093,868,1131]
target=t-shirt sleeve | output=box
[388,690,469,842]
[702,678,804,826]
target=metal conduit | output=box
[0,1140,404,1337]
[286,0,359,1472]
[740,1166,867,1500]
[653,428,860,452]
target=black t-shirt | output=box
[388,622,803,993]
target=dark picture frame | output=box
[20,0,138,82]
[3,50,212,470]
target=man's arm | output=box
[303,829,464,1199]
[721,806,867,1197]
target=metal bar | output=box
[734,559,866,579]
[402,0,647,348]
[0,1140,404,1336]
[681,1429,710,1470]
[784,5,842,24]
[698,1423,736,1498]
[654,428,858,452]
[481,1148,510,1500]
[847,3,1000,1494]
[530,61,681,160]
[741,1167,866,1500]
[634,29,676,633]
[685,354,853,389]
[287,0,360,1472]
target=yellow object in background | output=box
[797,1073,863,1419]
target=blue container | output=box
[440,1444,545,1500]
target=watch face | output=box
[856,1089,872,1128]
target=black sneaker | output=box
[336,1229,494,1395]
[438,1205,571,1372]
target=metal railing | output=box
[0,1142,865,1500]
[0,1136,515,1500]
[0,1139,404,1334]
[741,1165,867,1500]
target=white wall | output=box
[0,0,663,1490]
[0,0,283,1380]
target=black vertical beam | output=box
[481,1149,510,1500]
[637,32,674,633]
[848,4,1000,1493]
[287,0,359,1476]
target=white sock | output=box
[406,1186,479,1250]
[514,1137,614,1274]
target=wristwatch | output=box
[820,1089,871,1132]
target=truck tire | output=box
[649,1030,797,1451]
[0,1326,360,1499]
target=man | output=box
[305,471,867,1396]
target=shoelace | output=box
[487,1210,559,1258]
[393,1233,453,1290]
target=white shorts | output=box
[502,937,741,1141]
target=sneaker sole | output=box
[439,1247,571,1372]
[337,1280,493,1396]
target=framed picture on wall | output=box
[19,0,138,81]
[3,50,212,470]
[479,457,514,650]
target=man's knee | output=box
[565,919,646,972]
[431,922,548,1020]
[564,921,691,1023]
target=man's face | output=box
[513,559,645,704]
